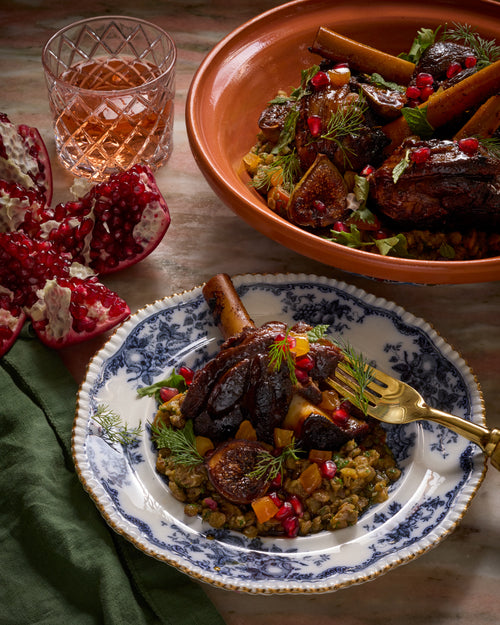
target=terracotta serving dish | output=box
[186,0,500,284]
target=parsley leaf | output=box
[401,106,434,139]
[307,324,329,343]
[373,233,410,257]
[392,148,411,183]
[399,26,441,64]
[137,369,187,403]
[369,72,405,93]
[439,242,455,259]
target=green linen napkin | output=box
[0,328,225,625]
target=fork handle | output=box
[427,407,500,471]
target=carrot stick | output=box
[310,26,415,85]
[202,273,255,339]
[454,94,500,140]
[382,59,500,151]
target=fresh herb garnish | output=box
[248,440,302,482]
[272,107,300,155]
[349,174,379,226]
[137,369,187,403]
[369,72,405,93]
[444,23,500,68]
[92,404,143,446]
[250,150,301,192]
[307,324,329,343]
[327,223,370,249]
[401,106,435,139]
[392,148,411,183]
[150,419,203,467]
[334,340,375,415]
[373,233,410,257]
[319,94,368,168]
[268,328,298,385]
[290,65,321,101]
[478,136,500,159]
[439,242,456,259]
[399,26,441,64]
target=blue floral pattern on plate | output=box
[73,274,486,593]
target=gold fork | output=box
[328,362,500,471]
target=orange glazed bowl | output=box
[186,0,500,284]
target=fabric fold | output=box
[0,330,225,625]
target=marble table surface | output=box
[1,0,499,623]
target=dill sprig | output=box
[319,94,367,168]
[333,339,375,415]
[92,404,143,446]
[150,419,203,467]
[444,23,500,68]
[250,150,301,192]
[268,328,298,385]
[478,136,500,158]
[248,440,302,482]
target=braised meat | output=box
[258,100,294,143]
[370,138,500,228]
[294,82,389,173]
[180,321,351,447]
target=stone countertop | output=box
[1,1,499,623]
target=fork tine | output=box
[336,361,400,397]
[334,367,378,400]
[326,375,365,407]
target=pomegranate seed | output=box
[287,335,297,349]
[310,71,329,88]
[271,473,282,487]
[282,515,299,537]
[268,491,282,507]
[159,386,179,403]
[288,495,304,517]
[275,501,293,521]
[420,86,434,101]
[415,72,434,88]
[313,199,326,213]
[332,221,349,233]
[295,354,314,371]
[458,137,479,156]
[374,228,392,240]
[446,62,462,79]
[178,366,194,385]
[203,497,218,510]
[410,147,431,164]
[307,115,322,137]
[464,56,477,68]
[294,367,309,384]
[405,85,421,99]
[333,62,349,69]
[320,459,337,479]
[332,407,349,425]
[361,164,375,176]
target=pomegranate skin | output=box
[0,113,52,206]
[0,112,171,356]
[0,230,130,352]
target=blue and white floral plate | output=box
[73,273,487,594]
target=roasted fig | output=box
[205,439,271,504]
[287,154,348,228]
